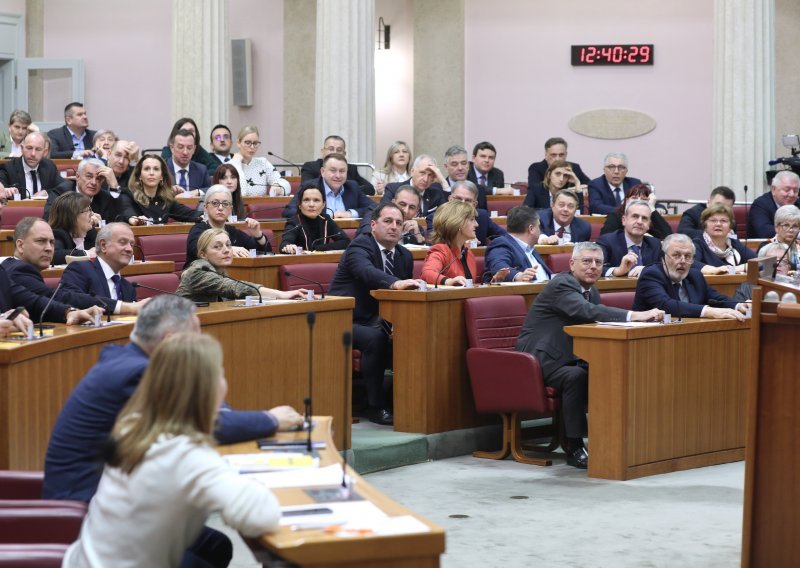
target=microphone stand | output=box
[341,330,352,496]
[305,311,316,454]
[89,292,113,323]
[39,282,64,336]
[266,150,303,174]
[435,253,460,288]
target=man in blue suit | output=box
[60,223,146,316]
[597,200,661,277]
[588,152,643,214]
[538,189,591,244]
[633,234,747,319]
[283,153,374,219]
[47,102,97,159]
[484,206,551,283]
[746,171,800,238]
[329,202,422,425]
[527,137,592,188]
[167,128,212,196]
[427,180,505,246]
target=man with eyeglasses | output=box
[633,233,746,320]
[588,152,643,215]
[167,128,212,197]
[300,135,375,195]
[209,124,234,167]
[357,185,425,244]
[517,241,664,469]
[747,170,800,238]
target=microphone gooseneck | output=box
[39,281,64,336]
[89,291,112,323]
[341,330,352,493]
[266,150,303,172]
[283,270,325,299]
[435,252,460,289]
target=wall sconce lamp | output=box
[377,17,391,50]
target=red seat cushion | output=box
[137,234,189,273]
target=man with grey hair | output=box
[0,109,33,158]
[633,233,746,319]
[597,199,661,277]
[588,152,643,214]
[382,154,446,216]
[47,102,96,159]
[747,170,800,238]
[443,145,492,209]
[517,241,664,469]
[44,157,120,222]
[0,131,70,199]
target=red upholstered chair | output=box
[473,254,484,283]
[246,200,290,220]
[666,217,680,233]
[0,544,70,567]
[278,263,338,295]
[412,259,424,279]
[343,228,357,241]
[589,222,603,241]
[0,508,85,544]
[127,273,181,300]
[600,291,635,310]
[137,233,189,274]
[486,199,521,217]
[733,205,748,238]
[510,182,528,194]
[0,471,43,500]
[464,295,563,466]
[43,277,59,289]
[544,252,572,273]
[1,207,44,230]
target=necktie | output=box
[479,174,487,187]
[110,274,124,300]
[383,249,395,276]
[178,169,188,189]
[30,169,38,196]
[583,290,591,302]
[556,226,565,239]
[614,187,622,205]
[630,244,642,266]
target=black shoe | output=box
[369,408,394,426]
[566,446,588,469]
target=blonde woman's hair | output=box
[196,227,228,259]
[237,124,259,141]
[109,333,223,473]
[430,200,476,246]
[380,141,412,176]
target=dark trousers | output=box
[180,526,233,568]
[353,322,391,409]
[544,361,588,439]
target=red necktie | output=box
[556,227,565,239]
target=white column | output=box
[713,0,774,199]
[315,0,375,167]
[172,0,229,140]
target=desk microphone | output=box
[283,270,325,299]
[131,281,178,297]
[305,311,316,454]
[340,330,352,495]
[266,150,303,173]
[89,292,113,323]
[39,281,64,336]
[199,266,262,304]
[132,243,146,262]
[434,253,460,288]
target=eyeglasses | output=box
[213,134,231,141]
[604,164,628,171]
[208,200,233,209]
[706,218,730,225]
[777,223,800,232]
[577,258,603,266]
[241,140,261,148]
[667,253,694,261]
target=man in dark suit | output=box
[167,128,212,196]
[527,137,592,188]
[746,171,800,238]
[0,132,70,199]
[300,135,375,195]
[633,234,747,319]
[208,124,234,167]
[60,223,145,315]
[484,206,551,283]
[516,242,663,468]
[467,141,510,198]
[588,152,643,214]
[283,153,374,218]
[44,158,120,222]
[382,154,447,216]
[538,189,591,244]
[329,202,422,425]
[427,180,505,246]
[47,102,97,159]
[102,140,136,191]
[678,186,736,240]
[597,200,661,277]
[358,185,425,245]
[442,145,488,207]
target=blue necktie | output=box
[178,169,188,189]
[110,274,124,300]
[630,244,642,266]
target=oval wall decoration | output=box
[568,109,656,140]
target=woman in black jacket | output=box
[49,192,97,264]
[280,185,350,253]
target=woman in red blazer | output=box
[421,201,479,286]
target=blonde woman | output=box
[420,200,478,286]
[371,141,412,196]
[63,333,281,567]
[230,125,290,197]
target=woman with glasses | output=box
[185,185,271,266]
[211,163,246,220]
[280,185,349,254]
[692,204,755,273]
[230,125,290,197]
[599,183,672,239]
[178,228,306,302]
[49,191,97,264]
[121,155,202,225]
[758,204,800,270]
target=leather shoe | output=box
[369,408,394,426]
[566,446,588,469]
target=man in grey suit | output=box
[516,241,664,469]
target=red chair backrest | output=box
[0,508,86,544]
[545,252,571,273]
[43,277,60,289]
[589,222,602,241]
[343,228,357,240]
[464,295,527,350]
[0,471,44,500]
[279,263,339,293]
[666,218,679,233]
[412,259,424,279]
[0,544,69,567]
[486,199,521,217]
[246,200,290,220]
[733,205,747,238]
[1,207,44,230]
[473,254,484,282]
[510,182,528,195]
[600,291,635,310]
[127,273,180,300]
[137,234,188,273]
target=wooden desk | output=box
[566,319,750,480]
[0,298,354,470]
[40,260,174,279]
[219,417,445,567]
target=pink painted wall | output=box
[41,1,172,150]
[464,0,714,200]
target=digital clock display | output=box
[571,44,654,66]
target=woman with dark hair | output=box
[160,117,219,175]
[599,183,673,239]
[280,185,349,253]
[49,192,97,264]
[212,163,246,220]
[120,154,202,225]
[523,159,586,212]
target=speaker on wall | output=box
[231,38,253,107]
